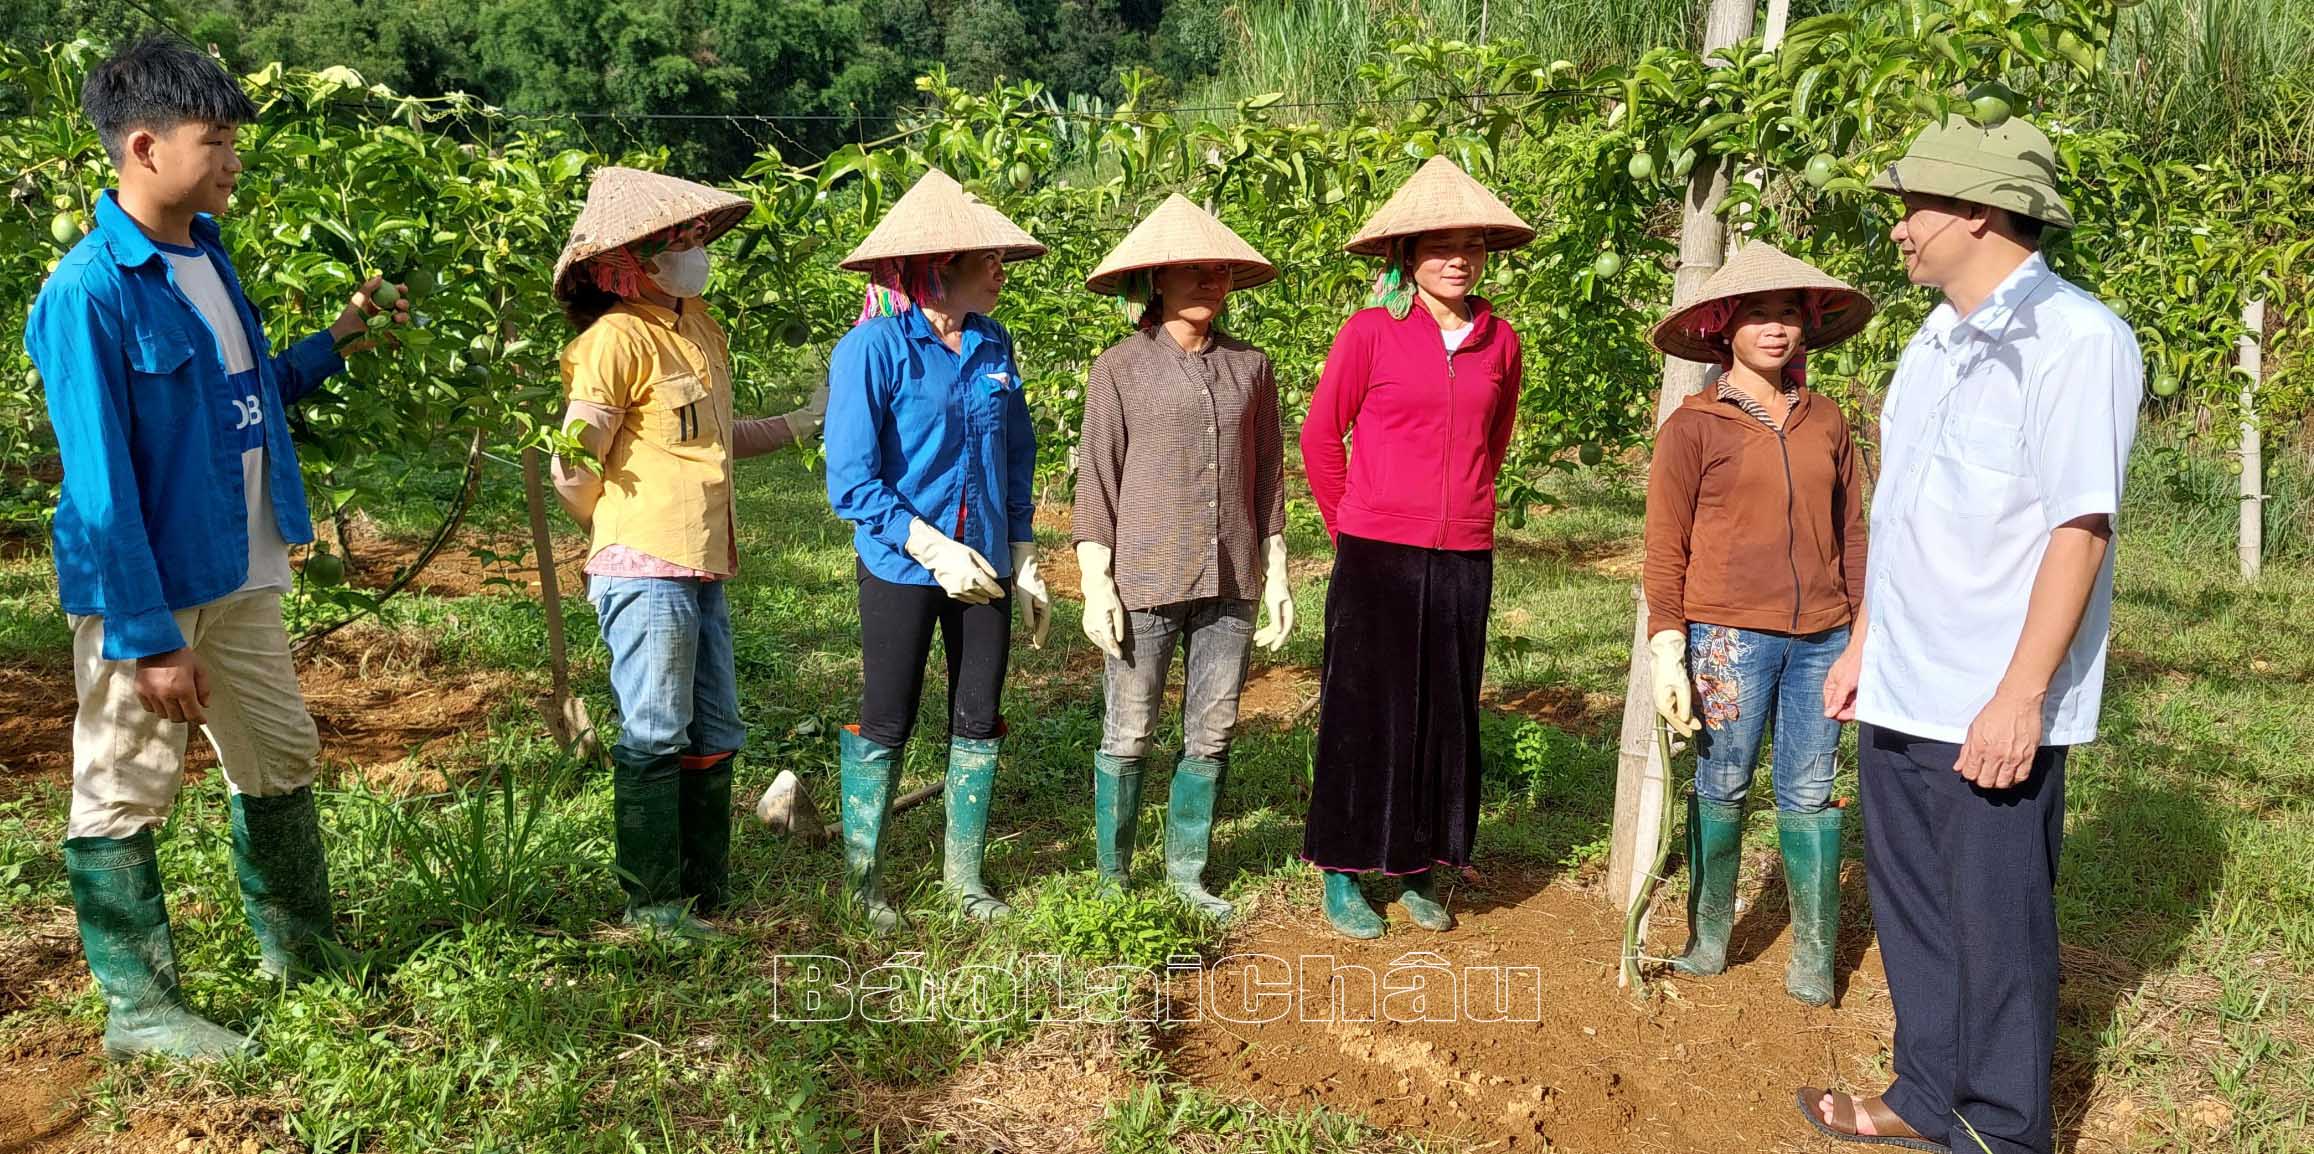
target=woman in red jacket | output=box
[1299,157,1534,939]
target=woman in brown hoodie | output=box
[1643,243,1875,1006]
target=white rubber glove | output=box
[780,383,828,447]
[1011,541,1051,649]
[1075,541,1126,660]
[904,518,1003,604]
[1648,629,1701,736]
[1253,533,1294,650]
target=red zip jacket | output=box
[1300,300,1523,551]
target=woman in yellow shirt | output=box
[549,167,819,937]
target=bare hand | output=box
[1822,642,1863,721]
[133,648,210,724]
[330,276,412,354]
[1955,687,2044,789]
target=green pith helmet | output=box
[1871,115,2075,229]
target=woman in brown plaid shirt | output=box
[1070,196,1297,921]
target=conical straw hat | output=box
[552,167,752,300]
[1084,194,1276,296]
[841,169,1047,270]
[1648,241,1876,363]
[1344,155,1536,256]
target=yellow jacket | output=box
[559,300,736,574]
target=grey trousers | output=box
[1100,598,1256,762]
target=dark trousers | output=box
[856,564,1012,749]
[1303,534,1492,875]
[1861,724,2068,1154]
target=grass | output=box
[0,420,2310,1151]
[1184,0,2314,170]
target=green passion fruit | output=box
[1804,153,1838,189]
[777,318,812,348]
[303,551,346,588]
[50,212,81,247]
[2151,373,2181,398]
[1627,152,1656,182]
[1008,162,1034,192]
[371,282,402,310]
[1578,443,1605,467]
[1592,251,1624,279]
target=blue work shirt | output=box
[26,191,345,661]
[824,308,1038,585]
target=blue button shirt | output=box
[824,308,1037,586]
[26,191,345,660]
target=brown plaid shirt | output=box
[1071,326,1286,610]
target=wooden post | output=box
[1606,0,1758,915]
[523,446,601,765]
[2239,298,2266,582]
[1763,0,1790,49]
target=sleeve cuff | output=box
[289,331,347,389]
[871,513,918,553]
[98,607,188,662]
[2043,493,2119,533]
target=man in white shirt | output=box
[1801,117,2142,1154]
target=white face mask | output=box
[647,246,710,298]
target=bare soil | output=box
[1164,867,1895,1154]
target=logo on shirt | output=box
[231,394,264,431]
[984,371,1012,388]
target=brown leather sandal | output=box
[1794,1087,1950,1152]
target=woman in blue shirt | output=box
[823,170,1051,930]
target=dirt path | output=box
[1165,869,1889,1153]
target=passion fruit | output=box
[1578,443,1605,467]
[371,282,402,310]
[1627,152,1656,182]
[1804,153,1838,189]
[50,212,81,247]
[303,550,346,588]
[1008,161,1034,192]
[1592,251,1624,279]
[777,318,812,348]
[2151,372,2180,399]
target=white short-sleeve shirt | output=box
[1857,253,2142,746]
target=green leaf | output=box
[1681,111,1749,151]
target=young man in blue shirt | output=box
[26,37,406,1060]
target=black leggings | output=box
[856,563,1013,749]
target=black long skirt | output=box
[1302,532,1493,875]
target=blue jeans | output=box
[1100,598,1256,762]
[1687,622,1848,812]
[590,576,746,761]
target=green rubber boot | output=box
[64,831,254,1061]
[1320,870,1385,939]
[1779,806,1844,1007]
[838,726,904,932]
[1670,794,1744,977]
[614,750,722,939]
[229,788,339,981]
[1396,867,1455,932]
[1093,752,1144,886]
[943,736,1013,922]
[1163,757,1233,921]
[678,754,736,918]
